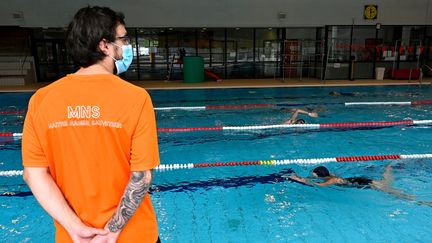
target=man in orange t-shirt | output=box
[22,6,160,242]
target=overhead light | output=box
[12,11,24,20]
[278,12,286,20]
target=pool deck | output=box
[0,78,430,92]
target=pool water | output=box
[1,85,432,242]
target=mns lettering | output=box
[67,106,100,119]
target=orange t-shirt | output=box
[22,74,160,242]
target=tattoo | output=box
[108,170,152,232]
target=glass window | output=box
[197,28,225,80]
[32,28,76,82]
[426,26,432,63]
[133,28,167,80]
[281,28,324,80]
[255,28,281,78]
[226,28,254,78]
[376,25,397,62]
[255,28,280,62]
[400,26,425,62]
[196,29,224,65]
[166,28,196,80]
[167,28,196,59]
[197,28,210,63]
[136,28,167,63]
[376,26,425,62]
[352,26,376,62]
[227,28,254,63]
[327,26,351,62]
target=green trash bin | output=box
[183,56,204,83]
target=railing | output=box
[421,64,432,86]
[422,64,432,72]
[20,55,29,75]
[0,55,36,85]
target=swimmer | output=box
[387,91,419,97]
[287,164,432,206]
[329,91,360,97]
[281,108,318,124]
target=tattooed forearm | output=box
[108,170,153,233]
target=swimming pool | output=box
[1,85,432,242]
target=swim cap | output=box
[313,166,330,177]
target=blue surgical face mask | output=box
[110,43,133,75]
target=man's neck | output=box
[75,59,114,75]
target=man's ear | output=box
[98,39,109,55]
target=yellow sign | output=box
[364,5,378,20]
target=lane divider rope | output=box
[2,153,431,176]
[345,100,432,106]
[156,153,432,171]
[157,119,431,133]
[2,100,432,114]
[0,110,26,115]
[0,133,23,137]
[2,120,431,136]
[153,100,432,111]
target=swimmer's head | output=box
[329,91,340,96]
[295,119,305,124]
[280,108,294,112]
[312,166,330,177]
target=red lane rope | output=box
[155,153,432,171]
[320,120,414,128]
[336,154,401,162]
[0,110,26,115]
[193,161,262,168]
[2,153,432,175]
[411,100,432,106]
[2,120,421,135]
[0,132,14,137]
[157,126,223,132]
[206,104,275,109]
[157,120,418,133]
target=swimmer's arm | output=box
[23,167,107,241]
[294,109,308,115]
[293,109,318,118]
[287,174,320,186]
[288,174,339,187]
[285,110,300,124]
[287,174,309,184]
[101,170,153,240]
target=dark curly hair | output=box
[313,166,330,177]
[66,6,125,67]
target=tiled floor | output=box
[0,78,430,92]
